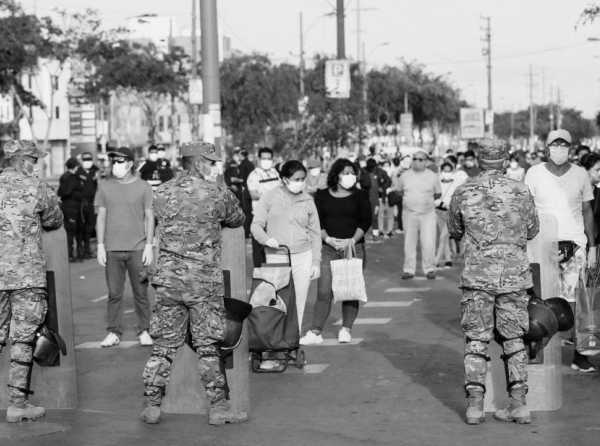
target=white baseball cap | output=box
[546,129,572,146]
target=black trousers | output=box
[62,204,82,259]
[79,201,96,255]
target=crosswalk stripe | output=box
[364,300,417,308]
[307,338,363,346]
[334,318,390,326]
[384,287,430,293]
[287,364,330,374]
[92,294,108,303]
[75,341,140,350]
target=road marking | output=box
[92,294,108,303]
[124,309,134,314]
[308,338,363,346]
[364,300,417,308]
[334,318,391,326]
[75,341,141,350]
[385,287,430,293]
[287,364,330,374]
[413,276,444,281]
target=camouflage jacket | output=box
[151,172,245,290]
[0,168,64,290]
[448,170,539,292]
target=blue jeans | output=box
[311,243,365,332]
[105,250,150,336]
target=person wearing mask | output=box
[391,157,404,234]
[462,150,482,178]
[238,149,255,237]
[77,152,99,259]
[246,147,281,267]
[305,157,325,195]
[300,159,372,345]
[525,129,597,373]
[95,147,155,348]
[506,154,526,182]
[224,148,245,205]
[251,160,321,368]
[139,145,174,188]
[365,158,392,238]
[394,150,441,280]
[581,152,600,246]
[58,157,84,262]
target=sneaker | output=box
[394,229,404,234]
[401,273,414,280]
[300,330,323,346]
[100,332,120,348]
[444,261,453,268]
[138,330,154,346]
[571,355,598,373]
[372,229,380,237]
[259,360,279,370]
[426,271,436,280]
[338,327,352,343]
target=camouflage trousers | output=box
[142,285,226,407]
[461,289,529,396]
[0,288,47,405]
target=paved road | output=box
[2,236,600,446]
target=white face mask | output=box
[82,161,93,170]
[509,160,519,169]
[157,150,165,159]
[112,163,130,179]
[464,160,475,168]
[260,159,273,170]
[286,179,305,194]
[148,153,158,162]
[309,168,321,177]
[339,173,357,190]
[549,147,569,166]
[440,172,453,181]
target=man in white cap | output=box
[524,129,597,372]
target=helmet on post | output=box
[220,298,252,351]
[545,297,575,332]
[524,297,559,342]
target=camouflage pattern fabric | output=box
[143,171,244,407]
[448,171,539,293]
[0,288,47,404]
[0,168,63,290]
[461,289,529,394]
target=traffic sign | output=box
[325,60,351,99]
[460,108,485,139]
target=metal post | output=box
[190,0,199,140]
[336,0,345,59]
[200,0,221,145]
[529,65,535,144]
[299,12,305,97]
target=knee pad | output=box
[142,346,176,389]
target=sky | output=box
[29,0,600,118]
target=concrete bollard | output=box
[162,226,249,416]
[0,228,78,409]
[485,214,561,412]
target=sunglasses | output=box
[549,142,570,148]
[412,157,426,161]
[112,158,128,164]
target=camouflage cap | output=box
[2,139,46,160]
[180,142,222,161]
[473,138,508,162]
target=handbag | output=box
[331,244,368,303]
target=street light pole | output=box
[190,0,199,139]
[200,0,221,145]
[299,12,305,97]
[336,0,345,58]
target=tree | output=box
[579,3,600,25]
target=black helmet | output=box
[545,297,574,332]
[33,326,67,367]
[220,298,252,351]
[524,297,559,342]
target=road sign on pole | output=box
[460,108,485,139]
[325,60,351,99]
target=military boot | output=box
[6,402,45,423]
[208,400,248,425]
[494,391,531,424]
[140,405,161,424]
[465,390,485,425]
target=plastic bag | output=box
[576,267,600,356]
[331,244,368,303]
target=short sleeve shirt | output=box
[397,169,441,214]
[94,178,153,251]
[525,163,593,247]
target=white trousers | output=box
[402,210,436,275]
[266,249,313,332]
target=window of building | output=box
[55,106,60,119]
[159,116,165,132]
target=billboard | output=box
[460,108,485,139]
[325,59,351,99]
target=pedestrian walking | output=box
[305,157,326,195]
[94,147,155,348]
[394,149,441,280]
[58,157,84,262]
[435,160,466,267]
[139,144,174,188]
[581,152,600,245]
[140,142,246,425]
[0,139,63,422]
[77,152,99,259]
[224,147,245,204]
[300,158,371,345]
[247,147,281,267]
[251,160,321,338]
[448,138,539,425]
[365,158,392,238]
[524,129,598,373]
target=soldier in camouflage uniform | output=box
[0,140,63,422]
[140,141,245,425]
[448,138,539,425]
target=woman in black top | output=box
[300,158,372,345]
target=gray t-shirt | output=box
[94,177,153,251]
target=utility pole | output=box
[200,0,221,145]
[190,0,199,139]
[361,42,367,126]
[299,12,305,97]
[557,87,563,129]
[481,16,492,136]
[336,0,345,58]
[356,0,361,61]
[169,17,177,147]
[529,64,536,144]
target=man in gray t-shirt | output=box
[94,147,155,347]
